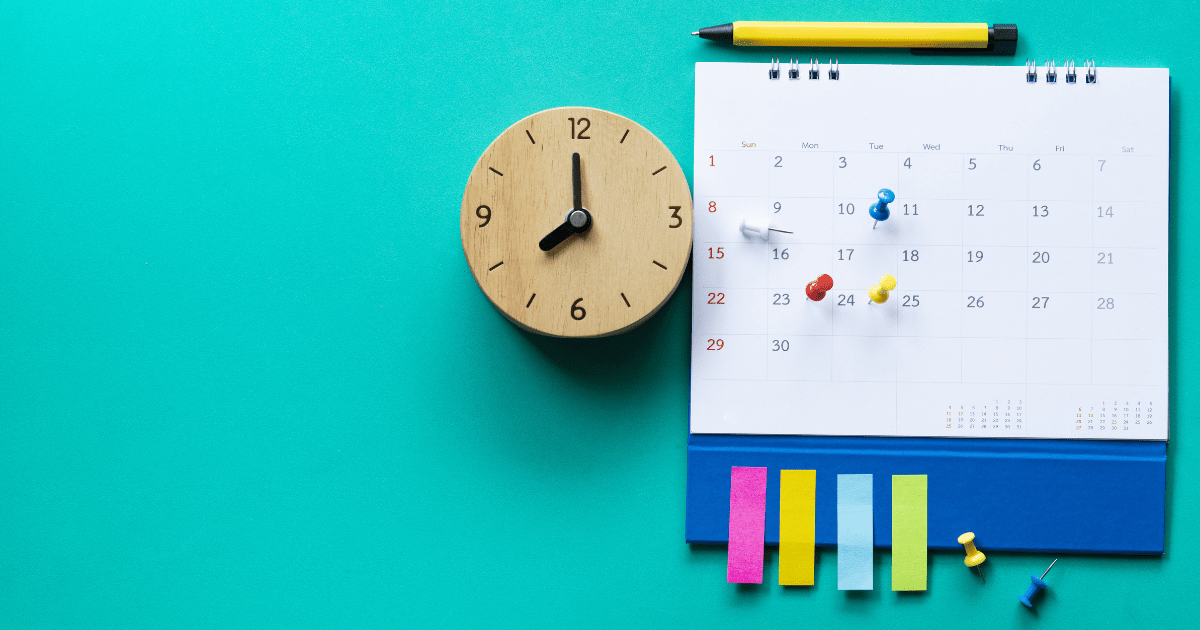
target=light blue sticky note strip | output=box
[837,474,873,590]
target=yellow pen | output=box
[692,22,1017,55]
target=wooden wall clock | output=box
[460,107,693,337]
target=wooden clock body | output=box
[460,107,693,337]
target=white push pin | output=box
[739,216,793,241]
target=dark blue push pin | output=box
[1019,559,1057,609]
[869,188,894,229]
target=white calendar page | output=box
[691,62,1169,440]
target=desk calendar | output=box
[691,62,1169,441]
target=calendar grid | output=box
[1090,148,1097,387]
[1023,143,1031,418]
[895,151,902,434]
[691,62,1168,440]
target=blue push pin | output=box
[1019,559,1058,609]
[869,188,895,229]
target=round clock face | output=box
[460,107,692,337]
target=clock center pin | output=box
[568,209,590,229]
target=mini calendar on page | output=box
[691,62,1169,440]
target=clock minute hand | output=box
[572,152,583,212]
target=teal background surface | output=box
[0,1,1194,627]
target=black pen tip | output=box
[691,31,698,36]
[695,24,734,44]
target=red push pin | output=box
[806,274,834,301]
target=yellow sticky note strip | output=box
[891,475,928,591]
[779,470,816,585]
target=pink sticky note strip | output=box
[727,466,768,583]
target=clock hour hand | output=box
[538,208,592,251]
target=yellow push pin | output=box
[957,532,986,582]
[868,274,897,304]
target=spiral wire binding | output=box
[761,58,1094,84]
[1027,59,1094,84]
[769,57,838,80]
[1028,60,1096,84]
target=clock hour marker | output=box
[526,294,536,307]
[525,130,536,144]
[489,167,504,176]
[620,129,630,143]
[621,292,630,307]
[488,261,504,271]
[652,166,667,176]
[653,260,667,270]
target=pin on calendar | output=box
[739,215,793,240]
[869,188,895,228]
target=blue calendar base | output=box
[686,435,1165,554]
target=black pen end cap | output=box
[696,23,734,44]
[991,24,1018,55]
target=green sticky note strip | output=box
[891,475,927,591]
